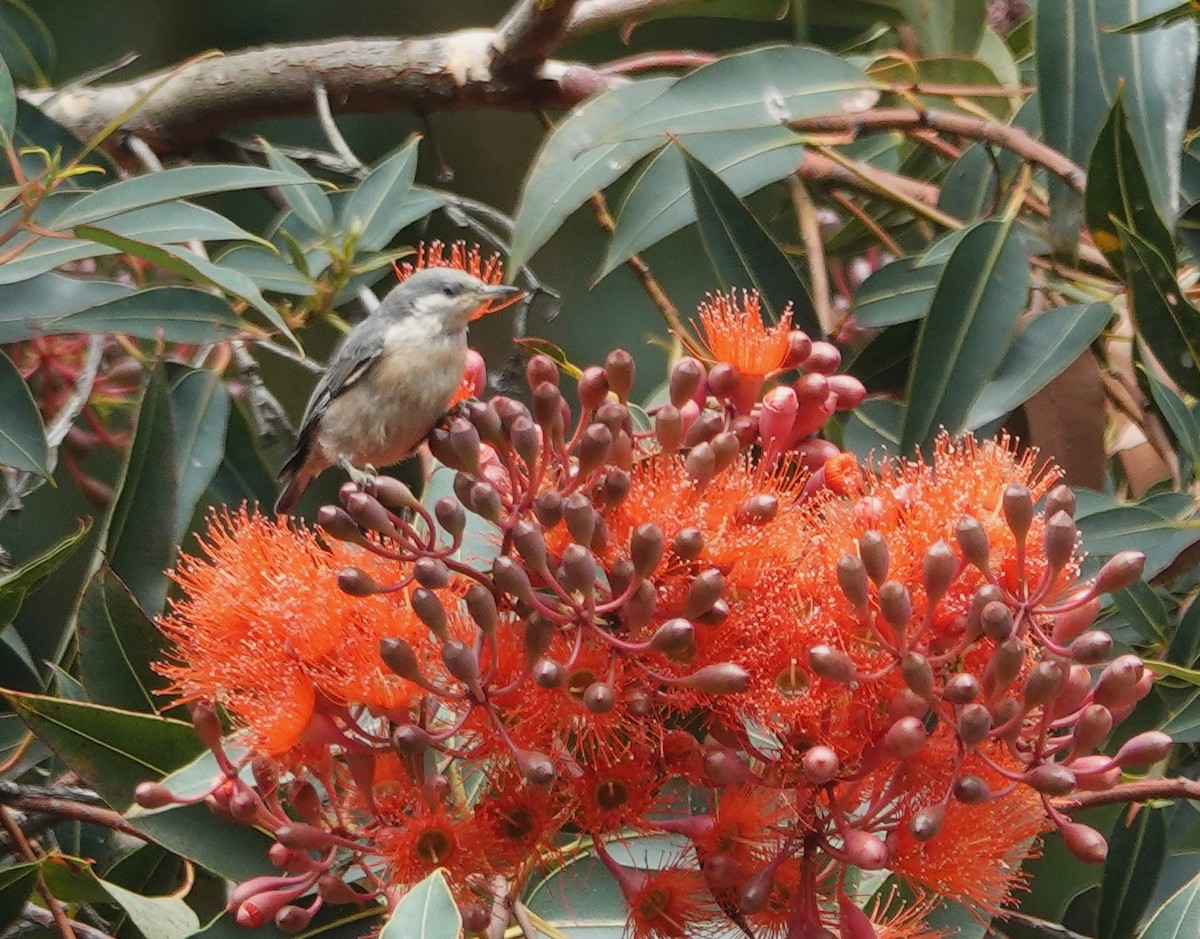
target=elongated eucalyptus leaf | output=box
[1139,871,1200,939]
[1099,808,1167,939]
[899,0,987,54]
[599,44,878,143]
[509,78,676,271]
[0,349,49,476]
[1142,365,1200,478]
[0,48,15,140]
[77,567,166,713]
[344,135,421,251]
[169,369,230,541]
[600,126,803,279]
[900,219,1029,453]
[0,522,90,626]
[0,275,131,342]
[681,146,817,332]
[51,286,244,344]
[380,871,461,939]
[966,302,1112,427]
[260,140,335,235]
[0,862,38,933]
[103,366,178,616]
[852,257,941,328]
[207,400,277,509]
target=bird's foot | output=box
[340,458,379,494]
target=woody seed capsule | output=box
[655,405,684,453]
[1044,511,1078,570]
[684,569,726,619]
[956,516,990,571]
[837,555,870,608]
[923,540,958,605]
[859,530,889,583]
[1002,483,1034,543]
[577,366,609,410]
[878,580,912,631]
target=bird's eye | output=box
[442,284,456,298]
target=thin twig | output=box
[995,909,1094,939]
[0,806,77,939]
[786,174,833,335]
[1054,775,1200,812]
[827,189,903,257]
[20,905,116,939]
[312,79,364,172]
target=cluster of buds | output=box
[149,281,1166,939]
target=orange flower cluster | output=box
[147,284,1163,938]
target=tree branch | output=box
[1055,775,1200,812]
[494,0,586,79]
[563,0,695,41]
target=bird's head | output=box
[381,267,522,334]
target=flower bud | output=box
[684,569,726,619]
[532,380,564,429]
[516,748,556,785]
[738,865,777,914]
[1093,655,1144,709]
[1052,598,1101,646]
[650,618,697,657]
[559,544,596,595]
[533,658,565,688]
[679,663,751,694]
[513,520,549,574]
[533,490,563,530]
[669,357,705,408]
[889,688,929,721]
[780,330,813,369]
[922,540,957,605]
[600,468,632,510]
[1044,484,1077,519]
[957,704,992,748]
[672,527,704,561]
[859,530,888,583]
[410,588,448,639]
[901,652,935,700]
[909,804,945,842]
[622,581,657,630]
[1060,822,1108,864]
[835,556,871,611]
[578,423,614,476]
[885,716,928,758]
[759,386,798,454]
[1069,755,1123,790]
[468,480,503,523]
[583,681,617,714]
[1024,763,1077,796]
[464,400,504,450]
[343,491,394,536]
[631,523,665,578]
[380,637,427,685]
[434,497,466,542]
[685,442,717,489]
[943,673,981,705]
[696,599,729,627]
[229,786,265,823]
[702,853,744,892]
[1091,551,1146,597]
[706,363,738,400]
[414,557,451,590]
[1068,630,1113,665]
[683,408,723,448]
[134,782,177,809]
[966,584,1004,641]
[604,349,635,401]
[712,432,741,473]
[577,366,609,410]
[1069,704,1113,756]
[1044,511,1078,570]
[1002,483,1033,544]
[1023,661,1065,709]
[559,493,593,548]
[449,418,483,475]
[1113,731,1172,767]
[809,645,855,683]
[878,581,911,631]
[316,506,369,546]
[956,516,990,571]
[827,374,867,411]
[954,774,991,804]
[275,822,336,851]
[492,556,534,603]
[985,637,1025,693]
[441,639,482,692]
[801,745,840,785]
[462,584,497,639]
[842,829,889,870]
[1051,663,1092,718]
[654,405,684,453]
[511,415,541,469]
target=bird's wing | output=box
[279,326,386,478]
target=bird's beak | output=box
[472,283,525,320]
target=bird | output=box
[275,267,521,513]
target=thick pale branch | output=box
[495,0,586,78]
[563,0,695,41]
[25,34,613,157]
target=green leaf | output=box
[1166,594,1200,669]
[846,321,920,394]
[852,257,942,328]
[50,286,245,345]
[600,126,803,279]
[0,274,132,342]
[900,219,1030,454]
[899,0,987,54]
[217,245,318,296]
[0,862,38,933]
[77,567,168,713]
[966,302,1112,427]
[0,521,90,625]
[380,870,461,939]
[1118,222,1200,396]
[1036,0,1198,250]
[195,906,383,939]
[0,348,48,475]
[260,140,336,236]
[102,366,178,616]
[46,165,309,229]
[1161,685,1200,740]
[937,142,999,221]
[842,397,903,459]
[1139,869,1200,938]
[600,44,878,142]
[681,144,817,331]
[1111,1,1196,33]
[207,400,278,509]
[0,45,16,140]
[1144,659,1200,685]
[1100,807,1167,939]
[72,225,297,349]
[169,369,230,541]
[344,135,421,252]
[509,77,677,270]
[1075,494,1200,580]
[1111,579,1171,643]
[1142,365,1200,479]
[1085,94,1175,275]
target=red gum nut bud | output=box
[449,418,483,475]
[760,386,799,451]
[410,588,448,639]
[886,715,928,758]
[532,490,563,530]
[532,381,564,435]
[655,405,684,453]
[583,682,617,714]
[577,366,609,410]
[957,703,992,748]
[631,523,665,578]
[878,580,912,632]
[909,804,946,842]
[1044,483,1078,519]
[227,876,300,916]
[1061,822,1108,864]
[796,437,840,471]
[794,371,829,404]
[563,492,596,547]
[810,645,855,683]
[781,330,813,369]
[578,423,614,476]
[838,555,870,608]
[511,415,541,469]
[533,657,565,688]
[275,823,336,851]
[705,363,738,401]
[1091,551,1147,596]
[1070,704,1114,755]
[622,581,657,630]
[842,830,889,870]
[228,786,265,824]
[465,583,498,638]
[460,904,490,934]
[1044,511,1078,570]
[923,539,958,605]
[702,853,745,891]
[685,442,717,489]
[711,432,741,473]
[191,700,224,750]
[737,493,778,525]
[944,673,982,705]
[738,865,778,914]
[604,349,635,401]
[275,905,317,934]
[524,612,556,663]
[802,341,842,375]
[1113,731,1173,767]
[802,745,840,785]
[526,354,559,389]
[414,557,451,590]
[1069,755,1122,790]
[441,639,482,692]
[379,638,428,686]
[901,652,935,699]
[343,492,395,537]
[134,782,177,809]
[683,408,723,448]
[955,775,992,804]
[269,844,312,873]
[515,748,556,785]
[981,601,1015,641]
[679,663,751,694]
[317,506,369,546]
[650,618,697,657]
[1053,598,1102,645]
[839,892,880,939]
[889,688,929,721]
[338,566,382,597]
[1069,630,1113,665]
[559,544,597,595]
[986,637,1025,693]
[859,530,888,584]
[492,556,534,603]
[512,520,549,574]
[464,400,504,450]
[1024,763,1077,796]
[704,746,751,786]
[318,873,364,906]
[1023,661,1066,709]
[434,497,466,542]
[684,569,726,619]
[669,357,705,408]
[827,374,867,411]
[967,584,1004,641]
[1093,655,1145,709]
[672,527,705,561]
[1002,483,1034,544]
[956,516,990,571]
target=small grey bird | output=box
[275,267,521,513]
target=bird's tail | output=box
[274,468,314,515]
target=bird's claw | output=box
[341,459,379,494]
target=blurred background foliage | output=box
[0,1,1198,938]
